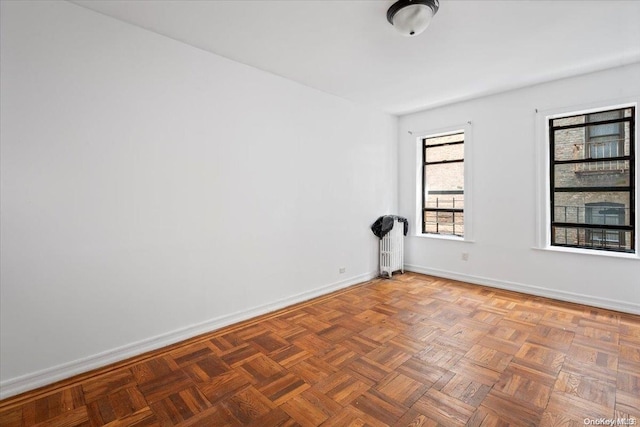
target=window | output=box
[549,106,635,253]
[422,131,465,237]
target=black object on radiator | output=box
[371,215,408,239]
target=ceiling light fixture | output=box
[387,0,439,37]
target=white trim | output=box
[532,245,640,260]
[535,97,639,256]
[414,233,474,243]
[404,264,640,315]
[0,271,377,399]
[535,107,551,249]
[414,122,474,242]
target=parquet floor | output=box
[1,273,639,426]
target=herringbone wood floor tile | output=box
[1,273,639,426]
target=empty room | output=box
[0,0,639,425]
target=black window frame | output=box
[422,131,465,237]
[549,106,636,253]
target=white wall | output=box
[399,63,640,314]
[0,1,397,397]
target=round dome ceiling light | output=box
[387,0,440,37]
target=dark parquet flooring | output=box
[1,273,638,426]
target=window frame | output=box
[415,122,473,242]
[537,100,638,258]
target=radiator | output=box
[380,219,404,278]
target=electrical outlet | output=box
[339,267,346,274]
[461,253,469,261]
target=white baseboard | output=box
[0,271,378,400]
[405,264,640,315]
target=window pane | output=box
[425,162,464,192]
[553,118,630,161]
[552,115,585,128]
[588,123,621,138]
[587,110,622,137]
[424,211,438,224]
[587,137,623,159]
[424,211,463,236]
[425,194,464,210]
[553,226,632,252]
[553,192,631,226]
[554,163,630,188]
[424,133,463,146]
[425,143,463,163]
[553,128,586,161]
[586,202,625,226]
[424,222,438,234]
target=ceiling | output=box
[71,0,640,115]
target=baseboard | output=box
[404,264,640,315]
[0,271,378,400]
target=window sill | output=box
[415,233,475,243]
[532,245,639,260]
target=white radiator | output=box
[380,219,404,278]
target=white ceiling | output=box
[71,0,640,115]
